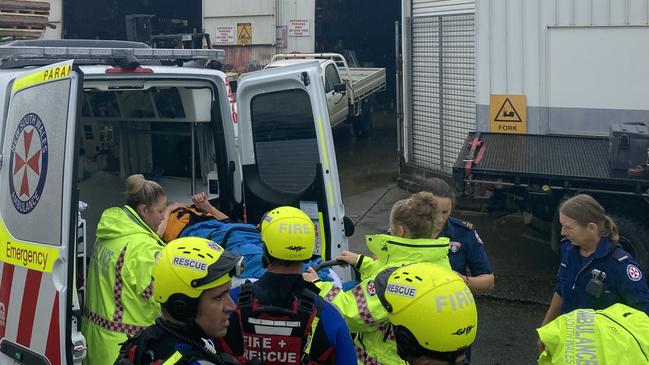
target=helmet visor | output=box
[191,250,243,288]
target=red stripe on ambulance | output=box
[45,291,61,365]
[16,269,42,346]
[0,263,15,339]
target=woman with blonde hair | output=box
[82,174,167,365]
[304,191,453,365]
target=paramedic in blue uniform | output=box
[428,178,495,294]
[537,194,649,352]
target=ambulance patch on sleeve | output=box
[366,280,377,296]
[449,241,462,253]
[627,264,642,282]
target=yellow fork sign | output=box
[237,23,252,45]
[490,94,527,134]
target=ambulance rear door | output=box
[0,60,82,364]
[236,62,351,278]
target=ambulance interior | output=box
[76,81,228,266]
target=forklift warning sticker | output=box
[12,60,73,93]
[8,113,48,215]
[489,94,527,134]
[0,223,59,272]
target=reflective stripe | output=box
[352,285,375,327]
[162,351,184,365]
[303,316,320,356]
[112,245,128,322]
[324,286,341,302]
[12,61,73,93]
[84,311,146,336]
[142,280,154,300]
[355,344,382,365]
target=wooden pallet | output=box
[0,0,50,38]
[0,0,50,15]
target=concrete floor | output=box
[332,111,558,364]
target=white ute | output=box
[267,53,386,137]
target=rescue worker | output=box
[115,236,243,365]
[220,206,357,364]
[82,174,167,365]
[304,192,452,365]
[537,194,649,352]
[427,178,495,294]
[375,262,478,365]
[537,303,649,364]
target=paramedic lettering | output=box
[5,241,49,270]
[42,64,70,81]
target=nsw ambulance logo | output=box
[8,113,48,214]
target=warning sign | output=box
[215,26,235,45]
[289,19,310,37]
[490,94,527,134]
[237,23,252,45]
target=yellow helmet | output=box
[152,236,242,322]
[376,262,477,359]
[260,206,315,261]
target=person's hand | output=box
[336,250,360,266]
[302,267,319,282]
[156,202,188,237]
[536,338,545,354]
[192,192,212,211]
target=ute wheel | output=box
[352,105,373,138]
[610,215,649,272]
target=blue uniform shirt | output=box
[442,217,493,276]
[556,236,649,315]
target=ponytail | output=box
[603,215,620,243]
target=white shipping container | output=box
[476,0,649,135]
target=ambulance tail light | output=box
[105,67,153,74]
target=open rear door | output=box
[0,60,82,364]
[236,62,350,278]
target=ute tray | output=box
[453,133,649,192]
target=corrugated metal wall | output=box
[203,0,314,70]
[403,0,476,175]
[275,0,315,54]
[476,0,649,135]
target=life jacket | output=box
[234,283,333,365]
[114,321,240,365]
[163,206,217,242]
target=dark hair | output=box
[559,194,619,242]
[390,192,439,238]
[125,174,165,210]
[426,178,455,204]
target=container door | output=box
[236,63,350,278]
[0,60,82,364]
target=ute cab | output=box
[0,41,351,365]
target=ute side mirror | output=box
[343,216,355,237]
[333,83,346,93]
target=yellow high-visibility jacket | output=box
[81,206,165,365]
[315,234,451,365]
[538,303,649,365]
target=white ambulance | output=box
[0,40,352,364]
